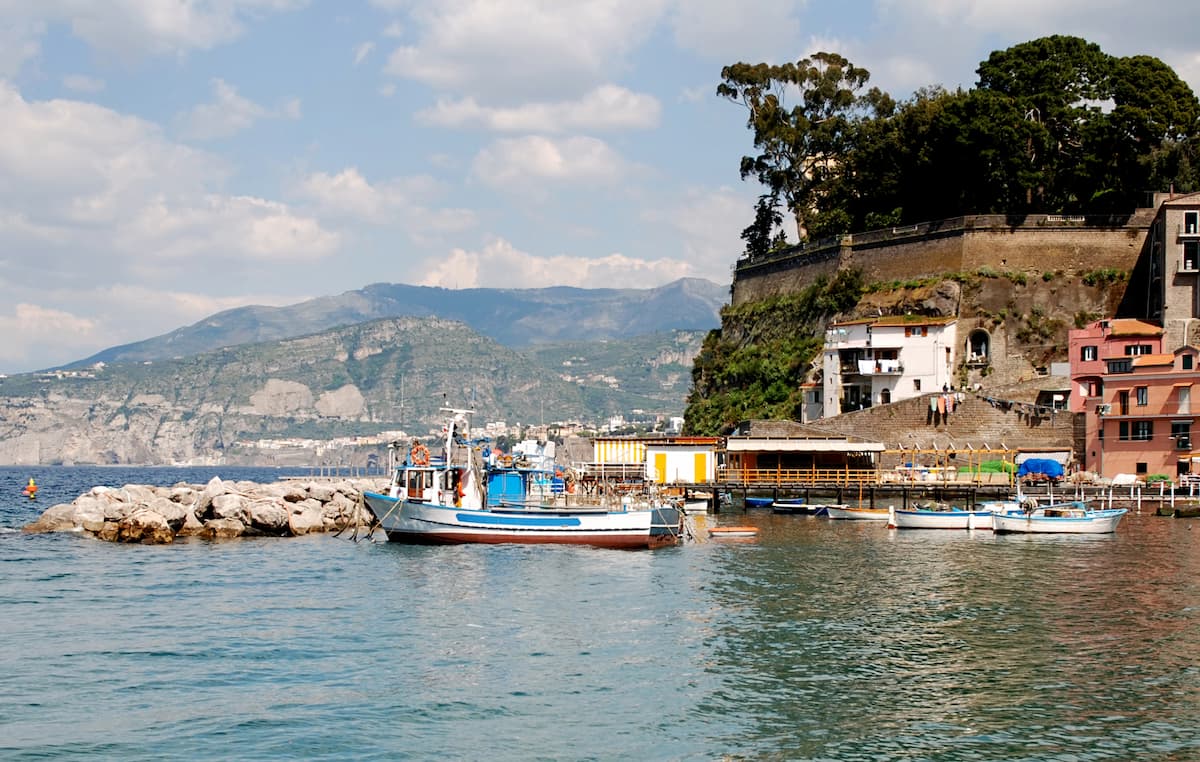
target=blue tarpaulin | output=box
[1017,458,1064,479]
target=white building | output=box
[822,316,958,417]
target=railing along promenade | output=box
[716,465,1015,489]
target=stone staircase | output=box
[812,388,1076,463]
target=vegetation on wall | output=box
[683,270,863,435]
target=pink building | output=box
[1068,319,1163,414]
[1077,343,1200,480]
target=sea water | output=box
[3,466,1200,761]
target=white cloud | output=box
[0,303,96,369]
[0,0,305,73]
[417,85,661,132]
[383,0,669,100]
[643,186,757,282]
[61,74,106,93]
[471,136,634,190]
[175,78,299,141]
[670,0,804,62]
[418,237,691,289]
[0,83,339,291]
[0,287,304,372]
[296,167,477,235]
[117,195,339,267]
[0,17,45,77]
[353,41,375,65]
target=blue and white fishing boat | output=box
[771,498,807,514]
[888,502,995,530]
[744,496,774,509]
[991,501,1127,534]
[363,408,682,549]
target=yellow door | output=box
[694,452,708,483]
[655,453,667,484]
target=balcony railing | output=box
[841,361,904,375]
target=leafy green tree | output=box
[718,52,890,241]
[741,193,784,260]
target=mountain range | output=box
[72,277,728,367]
[1,279,726,465]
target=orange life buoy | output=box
[411,443,430,466]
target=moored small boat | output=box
[991,501,1127,534]
[771,498,807,514]
[825,505,887,520]
[744,496,774,509]
[708,526,759,538]
[888,504,994,530]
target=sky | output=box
[2,1,1200,374]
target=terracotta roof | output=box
[1131,354,1175,367]
[871,315,956,327]
[829,315,956,328]
[1108,319,1163,337]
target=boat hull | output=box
[890,508,994,530]
[364,492,682,549]
[826,505,887,520]
[991,507,1127,534]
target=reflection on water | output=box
[699,512,1200,760]
[4,467,1200,760]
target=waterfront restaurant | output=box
[719,420,885,486]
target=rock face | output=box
[22,477,385,544]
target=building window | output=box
[1119,421,1130,440]
[1081,345,1098,361]
[913,379,922,391]
[1107,359,1132,374]
[1186,210,1200,235]
[1125,344,1153,356]
[1185,355,1195,370]
[1119,390,1130,415]
[1172,422,1192,450]
[1185,240,1200,271]
[1136,462,1148,475]
[1136,386,1149,406]
[1132,421,1153,441]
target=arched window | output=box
[880,388,892,405]
[968,330,990,362]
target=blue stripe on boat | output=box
[455,513,583,527]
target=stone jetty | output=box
[23,477,386,544]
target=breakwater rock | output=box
[23,477,386,544]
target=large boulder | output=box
[116,509,175,544]
[289,503,325,535]
[193,476,229,518]
[146,496,191,528]
[199,517,245,540]
[247,501,289,534]
[177,510,205,537]
[211,493,248,523]
[22,503,79,533]
[74,495,107,533]
[307,482,337,502]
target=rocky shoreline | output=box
[22,477,387,543]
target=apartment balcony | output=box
[842,360,904,376]
[1180,255,1199,274]
[1180,224,1200,238]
